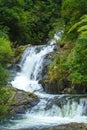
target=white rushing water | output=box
[2,42,87,130]
[11,45,55,92]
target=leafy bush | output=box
[0,64,8,87]
[61,0,87,40]
[69,15,87,42]
[0,38,13,64]
[0,38,13,87]
[0,87,13,120]
[66,43,87,84]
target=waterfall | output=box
[11,45,55,92]
[1,43,87,130]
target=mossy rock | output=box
[14,44,31,63]
[45,123,87,130]
[0,86,39,120]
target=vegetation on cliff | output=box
[48,0,87,93]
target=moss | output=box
[14,44,31,63]
[0,87,15,120]
[48,42,73,82]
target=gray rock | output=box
[44,123,87,130]
[8,87,39,116]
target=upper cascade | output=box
[11,44,56,92]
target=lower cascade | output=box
[1,44,87,130]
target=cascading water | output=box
[11,45,55,92]
[1,42,87,130]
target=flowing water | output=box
[1,42,87,130]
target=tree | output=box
[65,15,87,84]
[0,38,13,87]
[0,0,62,45]
[61,0,87,40]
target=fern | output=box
[68,14,87,40]
[78,25,87,32]
[68,15,87,32]
[78,31,87,40]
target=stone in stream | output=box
[44,123,87,130]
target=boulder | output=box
[40,79,67,94]
[41,77,87,94]
[7,87,39,116]
[45,123,87,130]
[41,52,55,80]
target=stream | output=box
[0,41,87,130]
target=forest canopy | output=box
[0,0,62,46]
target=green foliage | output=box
[0,0,62,45]
[69,15,87,41]
[66,15,87,84]
[0,87,13,120]
[66,44,87,84]
[0,64,8,87]
[49,39,87,86]
[61,0,87,40]
[49,19,64,38]
[0,38,13,87]
[0,37,14,119]
[0,38,13,64]
[25,0,62,44]
[49,56,67,84]
[0,25,9,39]
[62,0,87,25]
[48,43,72,84]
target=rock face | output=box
[41,78,87,94]
[41,79,65,94]
[38,44,58,81]
[14,44,31,64]
[8,87,39,116]
[41,52,55,80]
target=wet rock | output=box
[8,87,39,116]
[53,44,58,51]
[16,64,22,72]
[45,123,87,130]
[41,77,87,94]
[41,79,66,94]
[41,52,55,81]
[6,63,13,69]
[14,44,31,63]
